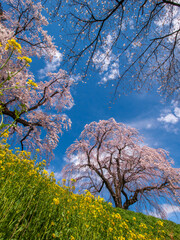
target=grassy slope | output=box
[0,143,179,240]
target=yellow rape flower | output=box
[97,195,104,202]
[27,79,38,89]
[52,233,56,238]
[17,56,32,63]
[71,178,76,183]
[138,234,145,239]
[116,214,121,220]
[50,172,55,177]
[62,179,66,183]
[2,131,9,138]
[1,166,5,171]
[118,237,125,240]
[157,220,163,226]
[51,221,55,226]
[5,39,21,53]
[70,236,75,240]
[42,169,49,175]
[53,198,60,205]
[42,160,46,165]
[4,44,9,51]
[139,223,147,229]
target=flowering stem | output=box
[0,64,27,89]
[0,117,18,138]
[1,86,25,91]
[0,49,14,70]
[0,113,3,127]
[11,63,27,78]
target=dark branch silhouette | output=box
[52,0,180,100]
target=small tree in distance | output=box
[63,118,180,217]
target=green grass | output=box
[0,142,179,240]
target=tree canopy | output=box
[63,118,180,217]
[0,0,74,159]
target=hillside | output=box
[0,142,179,240]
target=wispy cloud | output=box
[126,118,162,148]
[128,118,157,131]
[149,204,180,223]
[39,50,63,78]
[92,34,120,83]
[126,101,180,134]
[174,107,180,117]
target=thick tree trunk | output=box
[114,197,122,208]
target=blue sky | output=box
[27,9,180,223]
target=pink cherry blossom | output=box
[63,118,180,217]
[0,0,74,160]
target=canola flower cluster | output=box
[5,39,32,68]
[17,56,32,67]
[0,141,179,240]
[27,79,38,89]
[4,39,22,53]
[0,38,38,96]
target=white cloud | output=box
[128,118,157,131]
[92,33,120,83]
[146,123,152,129]
[163,204,180,216]
[39,50,63,78]
[126,100,180,135]
[174,107,180,118]
[157,101,180,133]
[157,100,180,126]
[158,113,179,124]
[149,204,180,222]
[46,167,62,181]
